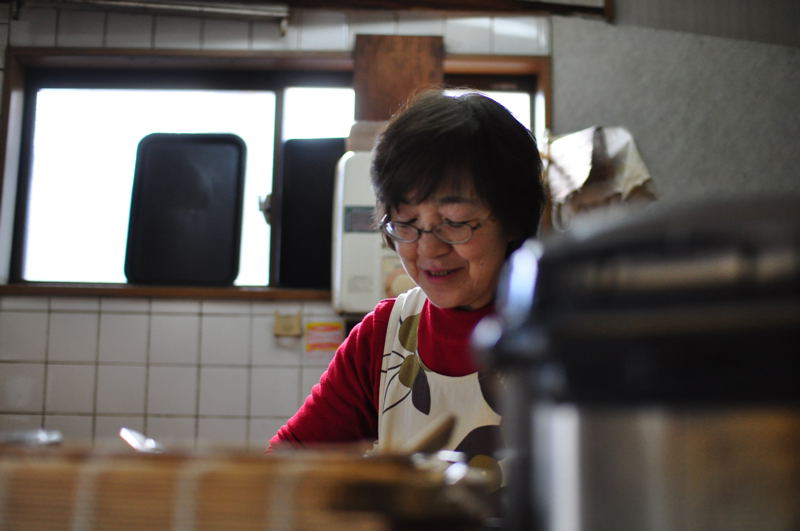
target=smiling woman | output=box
[269,92,547,511]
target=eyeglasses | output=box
[380,215,484,244]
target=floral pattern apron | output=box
[375,287,505,491]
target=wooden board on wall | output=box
[353,35,444,121]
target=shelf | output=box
[0,283,331,301]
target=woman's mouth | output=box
[425,268,459,280]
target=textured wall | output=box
[614,0,800,49]
[551,16,800,204]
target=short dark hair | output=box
[371,90,545,253]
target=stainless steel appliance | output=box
[475,197,800,531]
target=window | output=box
[25,88,276,285]
[13,69,354,287]
[444,88,532,130]
[444,72,543,141]
[283,87,355,140]
[3,52,546,292]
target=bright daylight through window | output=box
[445,89,532,130]
[21,87,526,286]
[22,87,355,286]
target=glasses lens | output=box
[434,223,472,244]
[385,222,418,242]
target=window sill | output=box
[0,282,331,301]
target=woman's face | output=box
[390,188,511,310]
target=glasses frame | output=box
[379,215,484,245]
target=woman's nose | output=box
[416,231,451,257]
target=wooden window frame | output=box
[0,47,551,301]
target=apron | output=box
[375,287,505,490]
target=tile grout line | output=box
[150,13,156,49]
[53,7,60,47]
[490,15,496,55]
[245,301,254,449]
[100,10,108,48]
[143,298,153,436]
[193,301,202,450]
[90,301,100,446]
[39,298,52,430]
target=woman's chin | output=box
[424,290,486,311]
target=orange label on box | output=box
[305,321,345,352]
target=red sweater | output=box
[269,298,493,448]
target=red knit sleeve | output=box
[268,299,394,449]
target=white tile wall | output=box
[100,297,150,313]
[51,297,100,312]
[96,365,147,414]
[8,7,56,47]
[0,296,343,450]
[202,18,250,50]
[147,365,198,415]
[250,366,301,417]
[153,14,202,49]
[1,413,42,431]
[250,417,283,449]
[397,12,445,36]
[301,365,328,399]
[56,9,105,47]
[0,311,48,361]
[0,363,45,412]
[0,296,48,311]
[44,414,93,441]
[252,12,300,51]
[197,416,248,449]
[45,364,95,413]
[105,12,153,48]
[348,10,397,47]
[445,16,493,54]
[0,5,549,450]
[48,312,98,362]
[98,313,149,363]
[200,315,250,365]
[149,314,200,364]
[493,16,551,55]
[198,366,248,416]
[298,9,348,51]
[146,415,196,448]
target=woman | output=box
[270,90,545,469]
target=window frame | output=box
[11,63,354,288]
[0,47,550,301]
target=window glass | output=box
[21,86,356,286]
[283,87,355,140]
[24,88,275,285]
[444,89,532,130]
